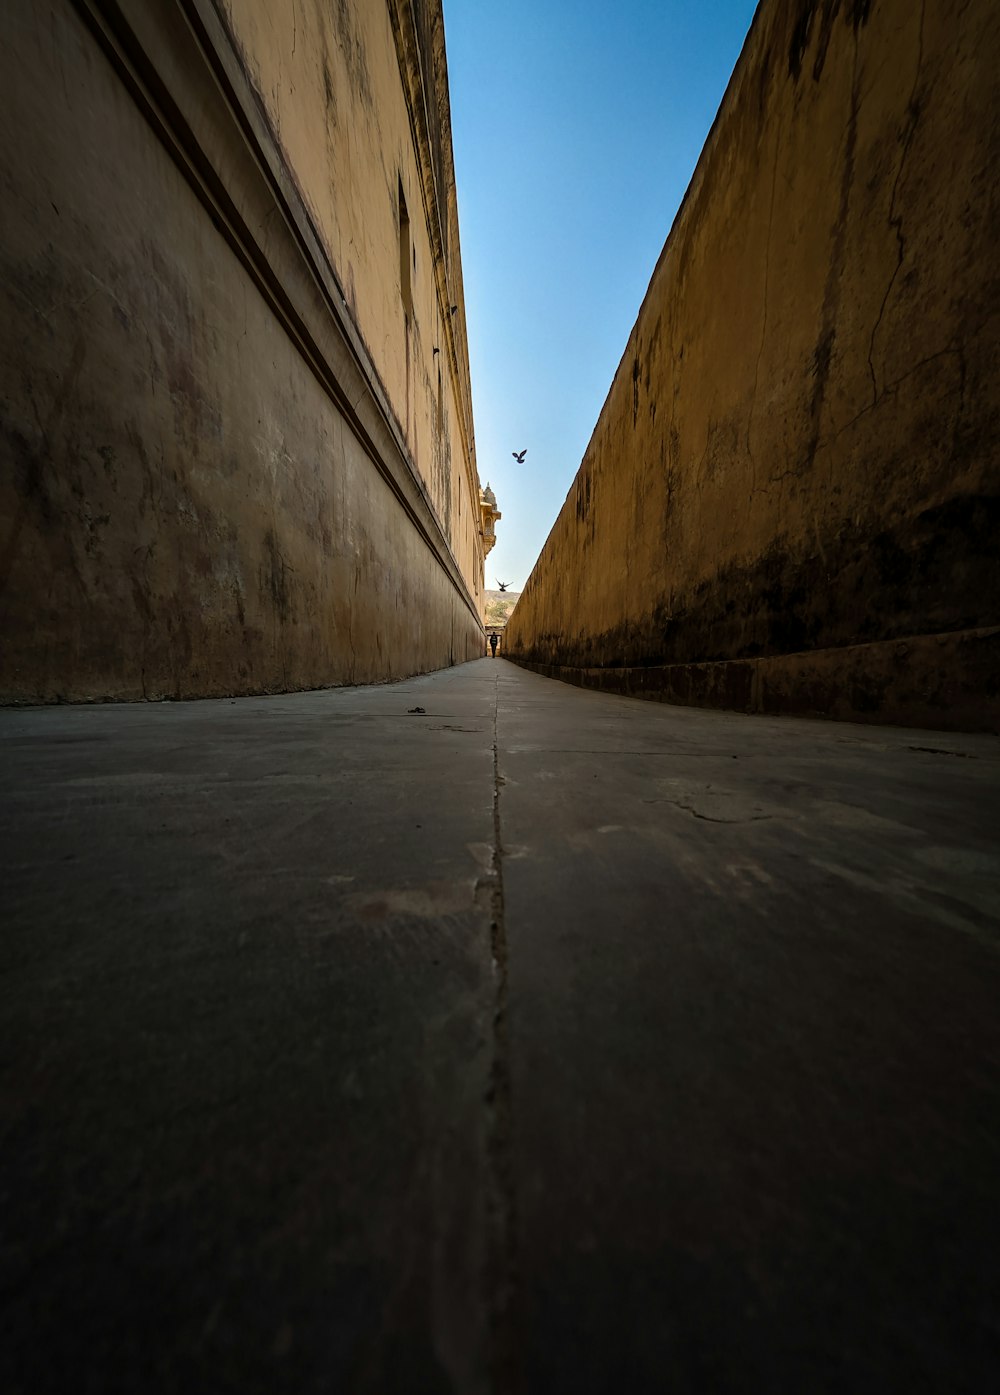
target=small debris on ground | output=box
[407,706,426,714]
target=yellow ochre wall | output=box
[0,0,485,701]
[506,0,1000,732]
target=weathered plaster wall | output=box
[0,0,485,701]
[506,0,1000,731]
[217,0,481,585]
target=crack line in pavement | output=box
[643,798,774,825]
[486,667,519,1393]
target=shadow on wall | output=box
[0,0,486,702]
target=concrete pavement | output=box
[2,658,999,1392]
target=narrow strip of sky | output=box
[444,0,759,590]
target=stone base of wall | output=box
[508,627,1000,734]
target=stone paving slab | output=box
[1,665,500,1395]
[2,658,999,1393]
[495,663,1000,1394]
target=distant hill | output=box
[484,589,521,628]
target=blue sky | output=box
[444,0,760,589]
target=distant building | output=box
[479,483,502,557]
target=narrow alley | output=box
[3,659,998,1392]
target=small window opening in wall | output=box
[398,178,413,317]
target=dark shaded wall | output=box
[505,0,999,731]
[0,0,485,702]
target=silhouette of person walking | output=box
[489,632,499,657]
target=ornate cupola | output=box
[479,482,501,555]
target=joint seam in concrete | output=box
[486,669,519,1393]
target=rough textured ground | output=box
[2,658,998,1393]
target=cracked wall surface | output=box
[505,0,999,731]
[0,0,484,702]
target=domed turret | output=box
[478,482,501,555]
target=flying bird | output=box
[512,449,527,463]
[497,580,509,592]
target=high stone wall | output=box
[505,0,1000,732]
[0,0,485,701]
